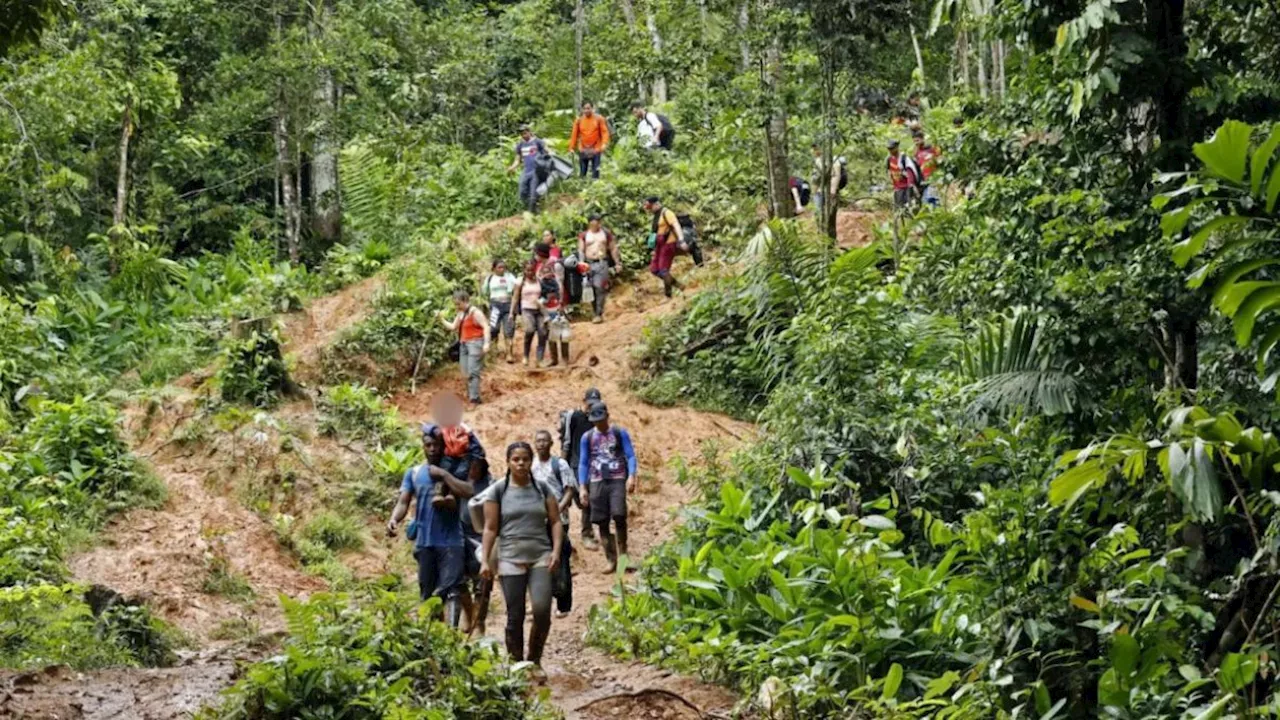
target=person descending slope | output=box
[514,260,548,367]
[482,259,519,364]
[533,429,577,618]
[561,388,602,550]
[508,124,547,214]
[534,243,570,367]
[386,425,475,627]
[568,101,610,180]
[577,402,637,574]
[440,290,489,405]
[644,196,684,299]
[480,442,563,677]
[631,102,674,151]
[576,214,621,323]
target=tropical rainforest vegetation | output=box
[2,0,1280,717]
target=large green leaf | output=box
[1232,285,1280,346]
[1250,126,1280,195]
[1172,215,1250,267]
[1193,120,1254,184]
[1048,459,1105,508]
[1165,440,1222,522]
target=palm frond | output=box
[960,309,1081,417]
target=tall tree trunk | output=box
[574,0,585,110]
[818,52,838,239]
[737,0,751,71]
[762,29,793,219]
[910,24,926,101]
[975,36,988,99]
[309,0,340,244]
[959,30,971,91]
[646,8,667,103]
[617,0,646,101]
[275,107,300,264]
[113,100,132,228]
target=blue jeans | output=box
[579,152,601,179]
[415,545,464,601]
[459,339,484,402]
[518,171,538,213]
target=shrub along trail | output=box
[392,269,756,720]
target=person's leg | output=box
[555,528,573,615]
[522,310,536,364]
[578,153,589,178]
[438,546,465,628]
[535,313,548,364]
[560,341,571,365]
[416,547,440,601]
[500,573,530,660]
[526,566,554,664]
[591,482,616,573]
[579,497,597,545]
[589,152,601,180]
[548,320,560,366]
[465,340,484,403]
[609,477,631,563]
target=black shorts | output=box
[414,545,465,601]
[590,477,628,523]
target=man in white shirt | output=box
[533,429,578,617]
[631,103,667,150]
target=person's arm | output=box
[557,460,577,514]
[608,231,622,269]
[480,501,499,580]
[600,118,611,152]
[546,492,563,573]
[578,432,591,485]
[430,465,473,499]
[473,307,491,352]
[441,311,462,331]
[387,470,416,535]
[508,144,522,173]
[568,119,580,152]
[791,186,803,210]
[554,261,566,304]
[668,210,684,243]
[621,429,638,492]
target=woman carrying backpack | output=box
[480,441,562,675]
[440,290,490,405]
[482,259,519,364]
[513,260,548,367]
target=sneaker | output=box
[581,536,600,550]
[554,610,570,619]
[591,316,603,324]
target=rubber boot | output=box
[527,618,551,665]
[443,596,463,629]
[548,341,559,367]
[505,626,524,662]
[459,592,476,634]
[560,342,571,366]
[601,533,617,575]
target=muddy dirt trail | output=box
[0,214,758,720]
[396,272,756,720]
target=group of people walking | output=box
[886,127,941,210]
[386,388,638,678]
[510,101,676,213]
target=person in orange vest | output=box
[568,101,611,180]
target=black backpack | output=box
[794,179,811,207]
[533,140,553,182]
[676,214,704,266]
[837,161,849,191]
[655,114,675,150]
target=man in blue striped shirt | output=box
[577,402,637,574]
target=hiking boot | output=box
[527,621,551,665]
[443,597,463,629]
[548,343,560,366]
[505,627,524,662]
[601,535,617,574]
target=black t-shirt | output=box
[561,409,592,468]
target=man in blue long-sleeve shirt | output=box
[578,402,637,574]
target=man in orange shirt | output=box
[568,101,610,180]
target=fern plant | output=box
[960,309,1081,417]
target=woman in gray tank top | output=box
[480,441,563,674]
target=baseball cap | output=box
[584,388,602,402]
[886,139,900,149]
[587,402,608,422]
[420,422,440,438]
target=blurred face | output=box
[588,218,601,231]
[643,201,656,214]
[424,434,443,463]
[494,261,507,275]
[542,230,555,244]
[524,262,537,280]
[534,432,553,457]
[914,136,925,148]
[430,392,464,428]
[453,297,468,312]
[521,129,532,141]
[583,103,594,116]
[593,413,609,431]
[632,107,644,119]
[508,447,533,478]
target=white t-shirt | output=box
[531,456,577,525]
[485,272,518,302]
[637,112,663,149]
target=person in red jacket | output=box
[886,139,922,210]
[913,130,941,208]
[568,102,611,180]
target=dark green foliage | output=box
[217,328,290,408]
[202,591,558,720]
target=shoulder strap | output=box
[552,460,563,487]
